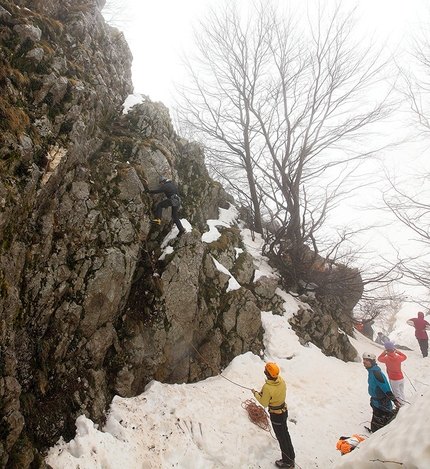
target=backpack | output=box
[170,194,181,207]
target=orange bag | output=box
[336,434,365,455]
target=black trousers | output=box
[370,403,395,432]
[270,411,295,464]
[417,338,428,357]
[155,199,185,232]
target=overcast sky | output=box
[103,0,428,108]
[102,0,430,304]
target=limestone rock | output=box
[0,1,360,467]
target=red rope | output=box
[242,399,271,431]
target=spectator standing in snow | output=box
[407,312,430,358]
[375,332,390,345]
[378,342,407,405]
[252,363,295,468]
[362,352,401,432]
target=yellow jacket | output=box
[253,375,287,412]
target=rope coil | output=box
[242,399,271,432]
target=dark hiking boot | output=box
[151,218,161,226]
[275,460,294,468]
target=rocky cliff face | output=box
[0,1,270,466]
[0,1,360,468]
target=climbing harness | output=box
[170,194,181,207]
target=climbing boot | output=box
[275,460,294,468]
[151,218,161,226]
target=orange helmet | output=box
[265,362,280,378]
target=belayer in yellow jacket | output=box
[252,363,296,468]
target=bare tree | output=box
[399,6,430,136]
[102,0,133,30]
[383,175,430,294]
[176,0,394,287]
[356,285,406,335]
[380,7,430,302]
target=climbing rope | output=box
[242,399,271,431]
[404,370,417,393]
[179,325,251,391]
[242,400,301,468]
[142,237,164,292]
[172,311,302,466]
[139,178,270,437]
[170,313,302,468]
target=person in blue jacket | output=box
[362,352,401,432]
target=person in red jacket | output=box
[407,312,430,358]
[378,341,407,405]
